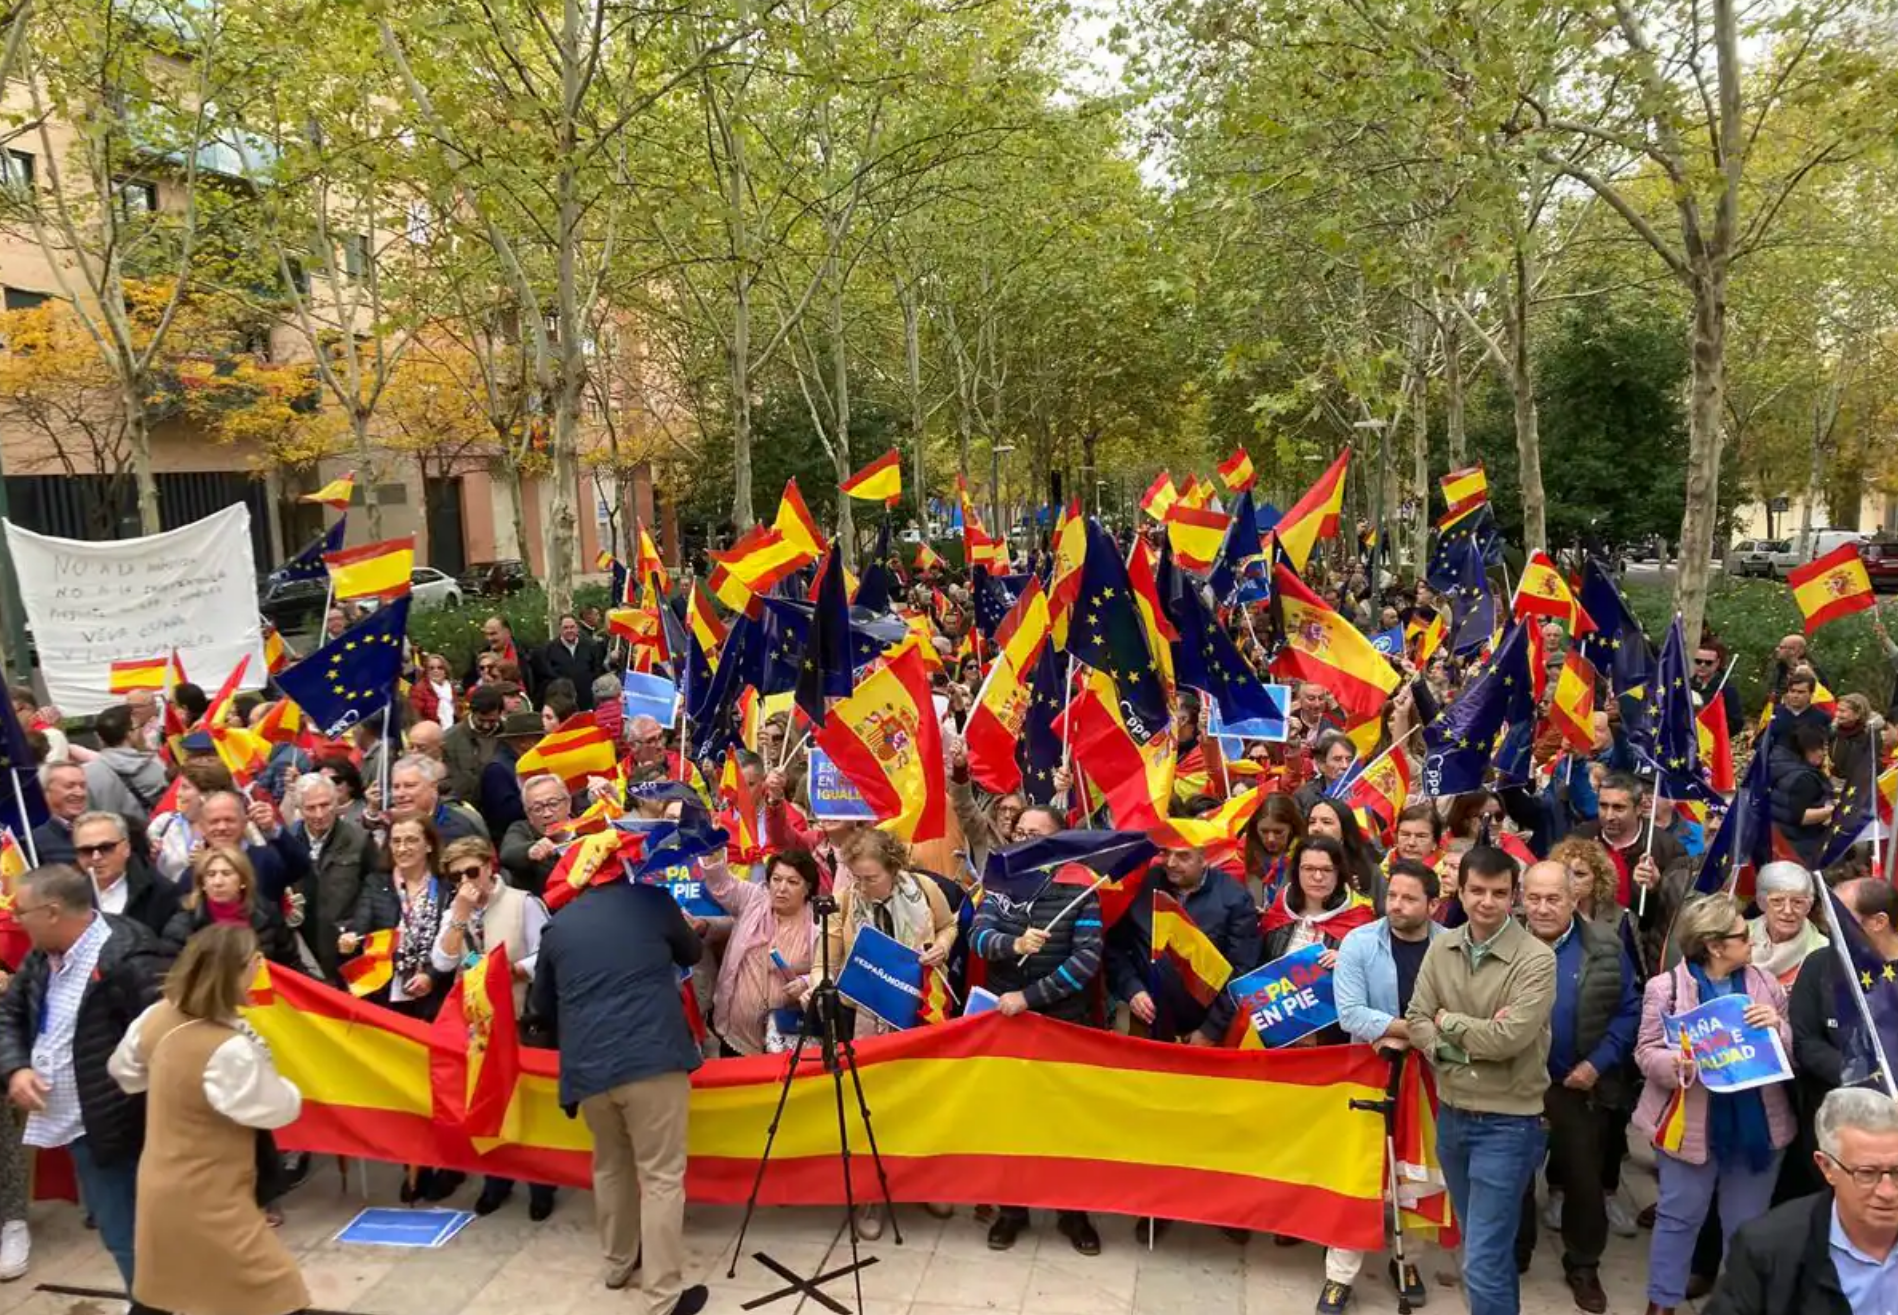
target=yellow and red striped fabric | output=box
[108,656,167,695]
[245,966,1389,1245]
[840,448,903,506]
[1788,544,1875,634]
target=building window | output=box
[115,177,158,217]
[2,151,33,193]
[405,202,430,245]
[3,288,49,311]
[341,233,368,280]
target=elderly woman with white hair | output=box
[1748,860,1827,988]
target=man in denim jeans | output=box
[1408,846,1557,1315]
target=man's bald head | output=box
[409,721,444,760]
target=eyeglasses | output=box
[1823,1152,1898,1190]
[1706,929,1749,944]
[527,798,567,814]
[74,841,122,858]
[1693,657,1717,667]
[447,866,485,882]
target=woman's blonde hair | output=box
[843,828,908,876]
[441,836,495,873]
[1548,837,1617,915]
[183,845,256,914]
[1677,892,1747,965]
[165,923,260,1021]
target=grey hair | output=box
[521,773,567,798]
[36,761,83,789]
[294,773,336,802]
[1817,1087,1898,1159]
[392,754,444,783]
[71,811,127,841]
[19,863,94,914]
[591,674,621,704]
[1756,861,1815,899]
[626,714,662,737]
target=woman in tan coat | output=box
[109,924,309,1315]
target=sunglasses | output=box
[447,866,485,882]
[75,841,121,858]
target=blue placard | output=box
[964,986,1001,1017]
[1664,994,1793,1093]
[1225,942,1338,1047]
[834,924,925,1030]
[808,746,876,821]
[335,1208,475,1249]
[636,860,724,918]
[1211,684,1291,755]
[622,671,680,729]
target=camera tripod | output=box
[727,895,901,1315]
[1347,1048,1419,1315]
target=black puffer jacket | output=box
[1769,741,1832,864]
[160,900,300,968]
[0,915,168,1167]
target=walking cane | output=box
[1348,1047,1415,1315]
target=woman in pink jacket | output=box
[1632,892,1795,1315]
[701,848,820,1056]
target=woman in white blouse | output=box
[109,924,309,1315]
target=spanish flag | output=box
[707,525,816,612]
[210,725,270,788]
[1140,472,1178,522]
[1217,447,1256,494]
[1047,500,1088,645]
[1788,543,1875,634]
[323,536,416,602]
[262,627,290,675]
[1165,502,1230,575]
[0,829,27,886]
[718,748,762,864]
[913,542,944,573]
[634,526,670,596]
[964,580,1052,796]
[1269,564,1399,722]
[1698,695,1735,794]
[1546,649,1598,755]
[1274,449,1350,573]
[1342,743,1412,843]
[840,448,902,506]
[341,928,399,997]
[1125,538,1177,692]
[1055,677,1175,834]
[918,968,954,1026]
[1151,890,1232,1008]
[1161,786,1265,851]
[1438,465,1487,520]
[301,471,355,510]
[200,654,254,730]
[1393,1054,1458,1246]
[516,713,617,791]
[544,829,645,913]
[810,644,945,844]
[1876,763,1896,832]
[255,698,307,748]
[773,478,826,558]
[439,945,524,1150]
[687,580,726,659]
[1405,607,1446,668]
[108,656,167,695]
[1512,549,1595,635]
[1651,1029,1694,1154]
[1176,474,1217,511]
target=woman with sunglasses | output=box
[338,816,451,1021]
[1633,892,1795,1315]
[432,837,556,1222]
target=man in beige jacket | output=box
[1407,845,1557,1315]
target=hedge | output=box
[405,582,613,670]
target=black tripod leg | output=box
[828,1046,870,1315]
[839,1034,903,1246]
[728,1014,817,1277]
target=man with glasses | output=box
[969,805,1104,1256]
[1709,1086,1898,1314]
[432,837,556,1221]
[500,774,572,897]
[70,813,178,940]
[0,864,165,1300]
[1691,643,1743,734]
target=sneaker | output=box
[1604,1193,1639,1238]
[853,1205,884,1241]
[1542,1189,1564,1231]
[1388,1257,1427,1307]
[602,1258,639,1291]
[664,1284,709,1315]
[1316,1279,1353,1314]
[0,1221,28,1282]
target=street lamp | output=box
[990,443,1015,546]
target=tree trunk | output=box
[727,93,754,535]
[1442,311,1467,469]
[903,285,923,530]
[1410,321,1430,572]
[353,411,382,538]
[123,380,160,535]
[827,269,856,568]
[1675,268,1728,646]
[500,459,530,563]
[543,0,583,633]
[1507,249,1547,553]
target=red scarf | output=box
[206,898,249,927]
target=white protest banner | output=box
[5,504,268,715]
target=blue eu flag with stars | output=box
[275,597,411,737]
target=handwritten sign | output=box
[808,746,876,821]
[834,924,924,1030]
[1664,994,1792,1093]
[5,504,266,715]
[1211,684,1291,753]
[1225,942,1337,1047]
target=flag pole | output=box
[1017,870,1113,966]
[1060,656,1077,776]
[9,774,36,867]
[1638,782,1661,918]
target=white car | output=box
[410,567,463,610]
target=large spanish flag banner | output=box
[245,966,1390,1247]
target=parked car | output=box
[258,577,330,636]
[1861,539,1898,593]
[457,559,530,597]
[410,567,463,610]
[1784,528,1869,572]
[1730,538,1788,578]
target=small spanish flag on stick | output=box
[1651,1027,1695,1154]
[301,471,356,511]
[323,536,416,602]
[341,928,399,997]
[1216,447,1256,493]
[108,656,168,695]
[1150,890,1232,1009]
[840,448,902,506]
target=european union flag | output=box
[1018,643,1067,808]
[274,596,411,737]
[1692,734,1777,895]
[982,830,1156,907]
[761,597,909,690]
[1818,883,1898,1090]
[269,518,346,586]
[0,688,47,846]
[1210,492,1269,606]
[1443,536,1496,657]
[1068,520,1169,744]
[854,520,896,615]
[689,612,766,751]
[1427,504,1502,592]
[1576,557,1655,695]
[794,552,853,725]
[1639,616,1717,803]
[1158,542,1283,728]
[1420,621,1536,797]
[970,566,1018,639]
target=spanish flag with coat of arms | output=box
[810,644,946,844]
